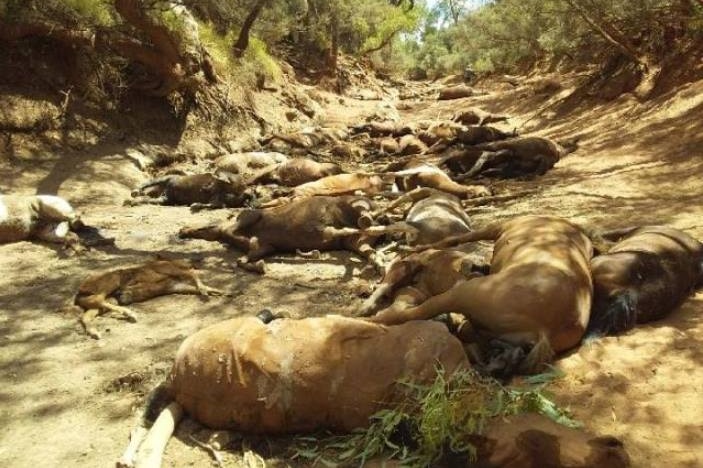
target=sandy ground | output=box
[1,74,702,467]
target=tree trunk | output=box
[448,0,461,25]
[1,1,218,98]
[0,21,95,46]
[564,0,660,98]
[564,0,643,65]
[233,0,270,58]
[113,0,219,96]
[361,27,404,55]
[328,11,339,72]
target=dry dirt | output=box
[1,74,702,467]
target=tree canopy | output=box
[1,0,700,104]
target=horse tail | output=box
[116,381,176,468]
[519,332,555,375]
[132,176,175,197]
[586,292,637,339]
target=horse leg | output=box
[458,150,511,180]
[78,293,138,323]
[124,196,168,206]
[35,221,70,243]
[345,235,385,273]
[240,238,274,263]
[371,187,436,218]
[368,280,465,325]
[80,308,102,339]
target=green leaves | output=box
[290,367,579,468]
[401,0,702,76]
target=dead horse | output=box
[117,315,468,467]
[368,215,594,375]
[117,314,629,468]
[588,225,703,336]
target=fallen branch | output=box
[461,190,539,207]
[188,434,224,467]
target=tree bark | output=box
[564,0,661,98]
[233,0,271,58]
[564,0,645,67]
[448,0,461,25]
[361,27,404,55]
[0,21,94,46]
[327,11,339,71]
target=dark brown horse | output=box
[588,226,703,336]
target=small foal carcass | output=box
[588,226,703,336]
[0,194,83,250]
[179,195,400,270]
[117,315,469,467]
[358,246,487,317]
[69,258,222,339]
[454,136,578,180]
[126,172,249,211]
[369,216,594,375]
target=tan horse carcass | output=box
[118,315,468,467]
[369,215,594,375]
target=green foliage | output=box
[61,0,115,26]
[244,36,282,80]
[291,367,577,467]
[0,0,115,25]
[199,21,234,66]
[400,0,703,77]
[358,1,424,53]
[199,21,281,84]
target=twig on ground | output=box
[461,190,539,207]
[189,434,224,467]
